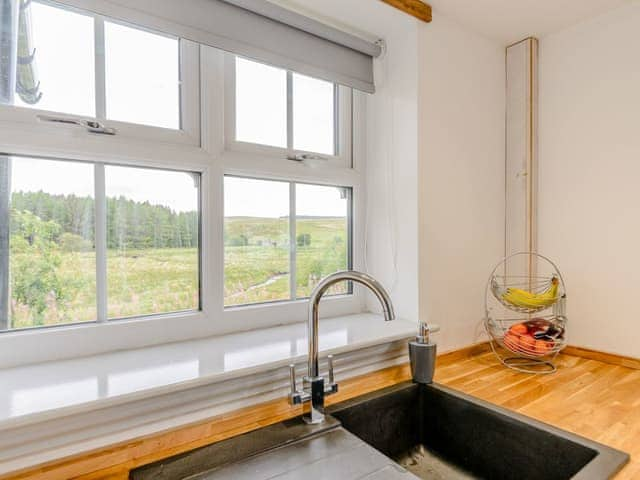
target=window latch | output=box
[37,114,117,135]
[287,153,328,162]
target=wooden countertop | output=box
[3,343,639,480]
[434,346,640,480]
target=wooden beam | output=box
[380,0,432,23]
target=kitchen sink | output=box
[132,382,628,480]
[330,382,629,480]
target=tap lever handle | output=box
[289,364,297,394]
[327,355,335,384]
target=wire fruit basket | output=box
[484,252,568,374]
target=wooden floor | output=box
[435,348,640,479]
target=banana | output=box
[502,277,559,309]
[505,289,555,307]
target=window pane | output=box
[105,22,180,129]
[9,1,96,116]
[235,58,286,148]
[3,156,95,330]
[106,166,199,319]
[224,177,290,306]
[292,73,335,155]
[296,184,349,298]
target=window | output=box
[0,0,198,140]
[0,16,363,361]
[295,183,351,298]
[0,155,200,331]
[228,56,351,165]
[292,73,335,155]
[224,176,351,307]
[235,58,287,149]
[104,21,180,129]
[4,156,96,329]
[105,165,200,319]
[13,1,96,116]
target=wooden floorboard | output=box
[435,351,640,479]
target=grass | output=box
[224,217,349,306]
[107,248,199,319]
[9,218,349,328]
[10,248,199,328]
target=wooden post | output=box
[505,38,538,282]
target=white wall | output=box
[418,14,506,351]
[539,3,640,358]
[362,15,419,322]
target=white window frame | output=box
[223,53,352,169]
[209,48,366,331]
[0,42,368,368]
[0,0,201,148]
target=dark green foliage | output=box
[8,191,199,326]
[10,209,69,324]
[296,233,311,247]
[227,234,249,247]
[11,191,198,250]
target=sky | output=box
[235,58,335,155]
[10,157,198,213]
[6,1,344,218]
[16,2,180,128]
[224,176,347,218]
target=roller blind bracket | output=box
[375,39,387,59]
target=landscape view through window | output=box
[224,177,350,307]
[4,157,200,330]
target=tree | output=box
[227,234,249,247]
[12,191,199,250]
[10,209,68,325]
[297,233,311,247]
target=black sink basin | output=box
[330,382,629,480]
[132,381,628,480]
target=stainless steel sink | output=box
[132,382,628,480]
[330,382,629,480]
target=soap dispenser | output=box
[409,321,437,384]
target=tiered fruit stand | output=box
[484,252,568,374]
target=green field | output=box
[10,248,199,328]
[224,216,349,306]
[9,217,348,328]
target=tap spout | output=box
[307,271,395,378]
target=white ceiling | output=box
[428,0,631,45]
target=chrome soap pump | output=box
[408,321,437,384]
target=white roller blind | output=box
[55,0,381,93]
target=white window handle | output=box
[287,153,327,162]
[37,114,116,135]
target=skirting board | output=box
[562,345,640,370]
[478,340,640,370]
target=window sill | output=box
[0,313,438,475]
